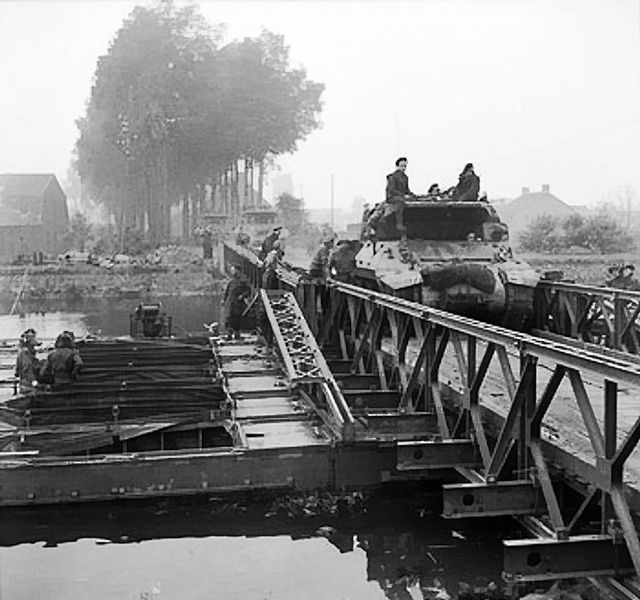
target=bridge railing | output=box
[536,281,640,354]
[314,280,640,575]
[224,241,640,577]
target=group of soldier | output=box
[15,329,83,395]
[368,157,483,236]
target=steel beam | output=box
[442,481,543,518]
[396,440,479,470]
[503,535,634,582]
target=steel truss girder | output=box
[536,281,640,354]
[397,440,480,471]
[503,535,635,582]
[224,242,640,581]
[442,481,544,518]
[260,290,354,436]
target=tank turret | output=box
[329,197,539,328]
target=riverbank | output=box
[0,261,226,303]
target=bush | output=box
[518,210,634,254]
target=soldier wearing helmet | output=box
[15,328,41,394]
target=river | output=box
[0,296,516,600]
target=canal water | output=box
[0,296,518,599]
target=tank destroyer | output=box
[329,197,539,328]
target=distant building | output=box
[0,173,68,262]
[271,173,294,200]
[499,184,577,240]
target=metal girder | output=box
[328,281,640,388]
[396,440,479,471]
[224,243,640,583]
[442,481,544,518]
[260,290,354,436]
[503,535,635,582]
[536,281,640,355]
[364,412,438,440]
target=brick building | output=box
[0,174,68,262]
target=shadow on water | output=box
[1,487,520,600]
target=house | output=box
[0,174,68,262]
[499,185,577,240]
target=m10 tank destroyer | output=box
[328,198,540,328]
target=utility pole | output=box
[330,173,335,231]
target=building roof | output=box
[0,173,56,197]
[499,186,577,235]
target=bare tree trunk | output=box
[258,160,264,207]
[243,157,250,210]
[231,162,239,225]
[248,159,254,207]
[182,192,190,241]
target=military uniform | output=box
[309,244,332,279]
[45,347,83,388]
[452,171,480,202]
[223,274,251,338]
[15,346,40,394]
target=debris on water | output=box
[264,490,368,522]
[315,525,336,537]
[451,530,466,540]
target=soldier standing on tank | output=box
[452,163,480,202]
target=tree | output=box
[581,208,634,254]
[63,213,93,251]
[518,214,563,253]
[275,192,308,235]
[562,213,588,248]
[518,208,635,254]
[76,5,324,248]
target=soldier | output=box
[259,226,282,260]
[386,157,415,201]
[223,267,252,340]
[452,163,480,202]
[370,157,417,240]
[607,264,639,290]
[202,228,213,259]
[261,240,282,290]
[426,183,441,199]
[15,328,41,394]
[309,234,336,279]
[43,331,83,388]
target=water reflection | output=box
[0,296,222,340]
[1,491,514,600]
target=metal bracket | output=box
[442,480,543,518]
[503,535,635,582]
[396,439,479,471]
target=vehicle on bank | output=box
[328,197,540,328]
[233,208,279,251]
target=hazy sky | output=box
[1,0,639,210]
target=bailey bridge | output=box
[222,242,640,593]
[3,242,640,595]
